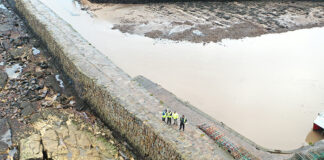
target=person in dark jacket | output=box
[179,115,187,131]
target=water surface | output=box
[40,0,324,150]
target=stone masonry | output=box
[133,75,324,160]
[8,0,234,159]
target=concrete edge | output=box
[132,75,291,160]
[132,69,324,158]
[8,0,234,159]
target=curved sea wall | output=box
[7,0,324,159]
[8,0,234,159]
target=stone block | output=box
[19,134,43,160]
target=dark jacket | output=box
[180,117,187,124]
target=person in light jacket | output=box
[173,111,179,125]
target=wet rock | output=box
[0,154,8,160]
[16,36,29,46]
[29,110,118,159]
[45,75,61,92]
[38,62,48,69]
[0,41,10,51]
[0,119,9,136]
[39,88,48,99]
[20,102,37,116]
[7,119,27,147]
[0,141,8,154]
[41,129,59,159]
[9,48,24,59]
[12,38,24,47]
[223,15,231,20]
[144,30,163,39]
[30,39,40,48]
[57,95,69,105]
[0,71,8,89]
[32,47,40,55]
[0,119,10,157]
[0,24,11,33]
[5,64,23,79]
[19,134,43,160]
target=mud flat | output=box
[81,0,324,43]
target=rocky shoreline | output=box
[0,0,136,159]
[81,0,324,43]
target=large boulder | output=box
[19,134,43,160]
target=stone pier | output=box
[8,0,233,159]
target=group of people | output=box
[162,109,187,131]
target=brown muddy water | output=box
[40,0,324,150]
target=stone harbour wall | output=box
[8,0,233,159]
